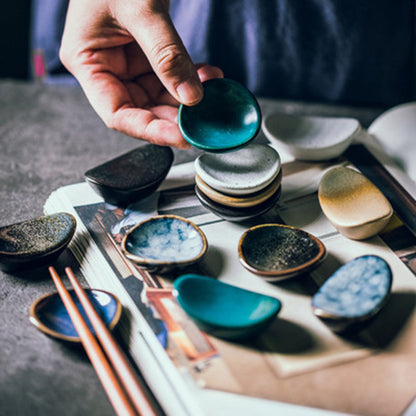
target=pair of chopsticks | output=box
[48,266,158,416]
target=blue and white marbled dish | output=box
[122,215,207,272]
[312,255,392,321]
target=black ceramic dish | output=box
[85,144,174,206]
[0,213,76,272]
[195,184,281,222]
[238,223,326,281]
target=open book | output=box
[44,103,416,416]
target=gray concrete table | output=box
[0,80,383,416]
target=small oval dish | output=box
[262,113,360,161]
[173,274,281,340]
[178,78,262,152]
[318,166,393,240]
[85,144,174,206]
[30,288,122,343]
[238,224,326,281]
[312,255,392,332]
[195,143,281,195]
[0,213,76,272]
[195,184,281,222]
[121,215,207,273]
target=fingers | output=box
[114,1,203,105]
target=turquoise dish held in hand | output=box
[178,78,262,152]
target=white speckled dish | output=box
[195,143,281,196]
[262,113,361,161]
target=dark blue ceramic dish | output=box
[0,213,76,272]
[85,144,174,206]
[195,184,281,222]
[174,274,281,340]
[238,223,326,281]
[312,255,393,332]
[121,215,208,274]
[30,288,122,343]
[178,78,262,152]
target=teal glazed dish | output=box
[121,215,208,274]
[0,213,76,272]
[174,274,281,340]
[30,288,122,343]
[238,223,326,282]
[312,255,393,332]
[178,78,262,152]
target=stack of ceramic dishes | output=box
[194,143,282,221]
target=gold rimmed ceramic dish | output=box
[30,288,122,343]
[238,223,326,281]
[195,170,282,209]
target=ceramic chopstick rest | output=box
[0,213,76,272]
[178,78,262,152]
[85,144,174,206]
[238,223,326,281]
[312,255,392,332]
[318,166,393,240]
[173,274,281,340]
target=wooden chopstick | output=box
[48,266,158,416]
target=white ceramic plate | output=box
[195,143,281,196]
[262,113,361,161]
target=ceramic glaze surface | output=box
[30,289,122,342]
[312,255,391,319]
[122,215,207,271]
[195,170,281,208]
[195,144,281,195]
[174,274,281,339]
[178,78,262,152]
[195,184,281,222]
[318,166,393,240]
[262,113,360,161]
[239,224,325,280]
[0,213,76,272]
[85,144,174,206]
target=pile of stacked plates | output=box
[194,144,282,221]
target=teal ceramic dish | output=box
[178,78,262,152]
[0,213,76,272]
[238,223,326,281]
[121,215,208,274]
[30,288,122,343]
[312,255,392,332]
[173,274,281,340]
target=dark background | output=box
[0,1,32,79]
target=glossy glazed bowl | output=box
[178,78,262,152]
[238,223,326,281]
[0,213,76,272]
[262,113,360,161]
[30,288,122,343]
[174,274,281,340]
[121,215,208,273]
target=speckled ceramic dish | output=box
[85,144,174,206]
[238,223,326,281]
[30,288,122,343]
[318,166,393,240]
[121,215,207,273]
[178,78,262,152]
[195,170,282,209]
[195,184,281,222]
[312,255,392,332]
[262,113,360,161]
[195,144,281,195]
[174,274,281,340]
[0,213,76,272]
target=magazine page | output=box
[45,147,416,416]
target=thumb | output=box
[116,2,203,105]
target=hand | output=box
[60,0,223,149]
